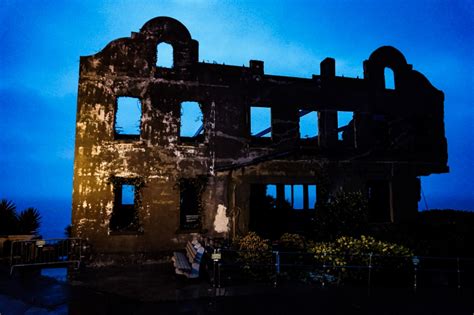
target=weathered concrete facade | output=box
[72,17,448,253]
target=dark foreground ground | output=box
[0,262,473,315]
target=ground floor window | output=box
[250,183,318,238]
[179,178,205,230]
[109,178,141,233]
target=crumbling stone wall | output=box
[72,17,448,253]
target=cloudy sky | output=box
[0,0,473,236]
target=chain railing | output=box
[9,238,86,275]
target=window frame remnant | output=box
[114,96,142,140]
[179,101,204,143]
[109,178,142,234]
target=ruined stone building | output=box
[72,17,448,253]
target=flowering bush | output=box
[235,232,273,280]
[279,233,306,251]
[308,235,413,283]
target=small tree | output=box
[17,208,41,234]
[0,199,41,235]
[0,199,18,234]
[64,224,72,238]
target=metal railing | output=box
[209,248,474,293]
[9,238,85,275]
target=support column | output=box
[318,58,338,149]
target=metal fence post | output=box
[274,251,280,288]
[412,256,420,294]
[367,252,373,296]
[218,262,222,288]
[456,257,461,291]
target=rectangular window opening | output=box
[292,185,304,209]
[115,97,141,140]
[308,185,317,210]
[180,101,204,142]
[110,180,140,233]
[121,184,135,205]
[180,179,203,230]
[299,110,318,139]
[266,184,277,199]
[337,111,353,141]
[250,106,271,138]
[283,184,316,210]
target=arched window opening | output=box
[384,67,395,90]
[156,42,173,68]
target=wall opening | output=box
[250,183,317,238]
[337,111,353,141]
[180,101,204,142]
[179,179,203,230]
[308,184,317,210]
[110,180,140,233]
[284,184,316,210]
[266,184,277,200]
[250,106,271,138]
[115,97,141,140]
[156,42,173,68]
[384,67,395,90]
[299,110,318,139]
[367,180,392,222]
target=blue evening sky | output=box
[0,0,473,237]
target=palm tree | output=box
[17,207,41,235]
[0,199,18,235]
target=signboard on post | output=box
[211,252,221,261]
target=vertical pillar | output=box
[303,184,309,210]
[276,184,285,208]
[318,58,338,149]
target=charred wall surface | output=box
[72,17,448,253]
